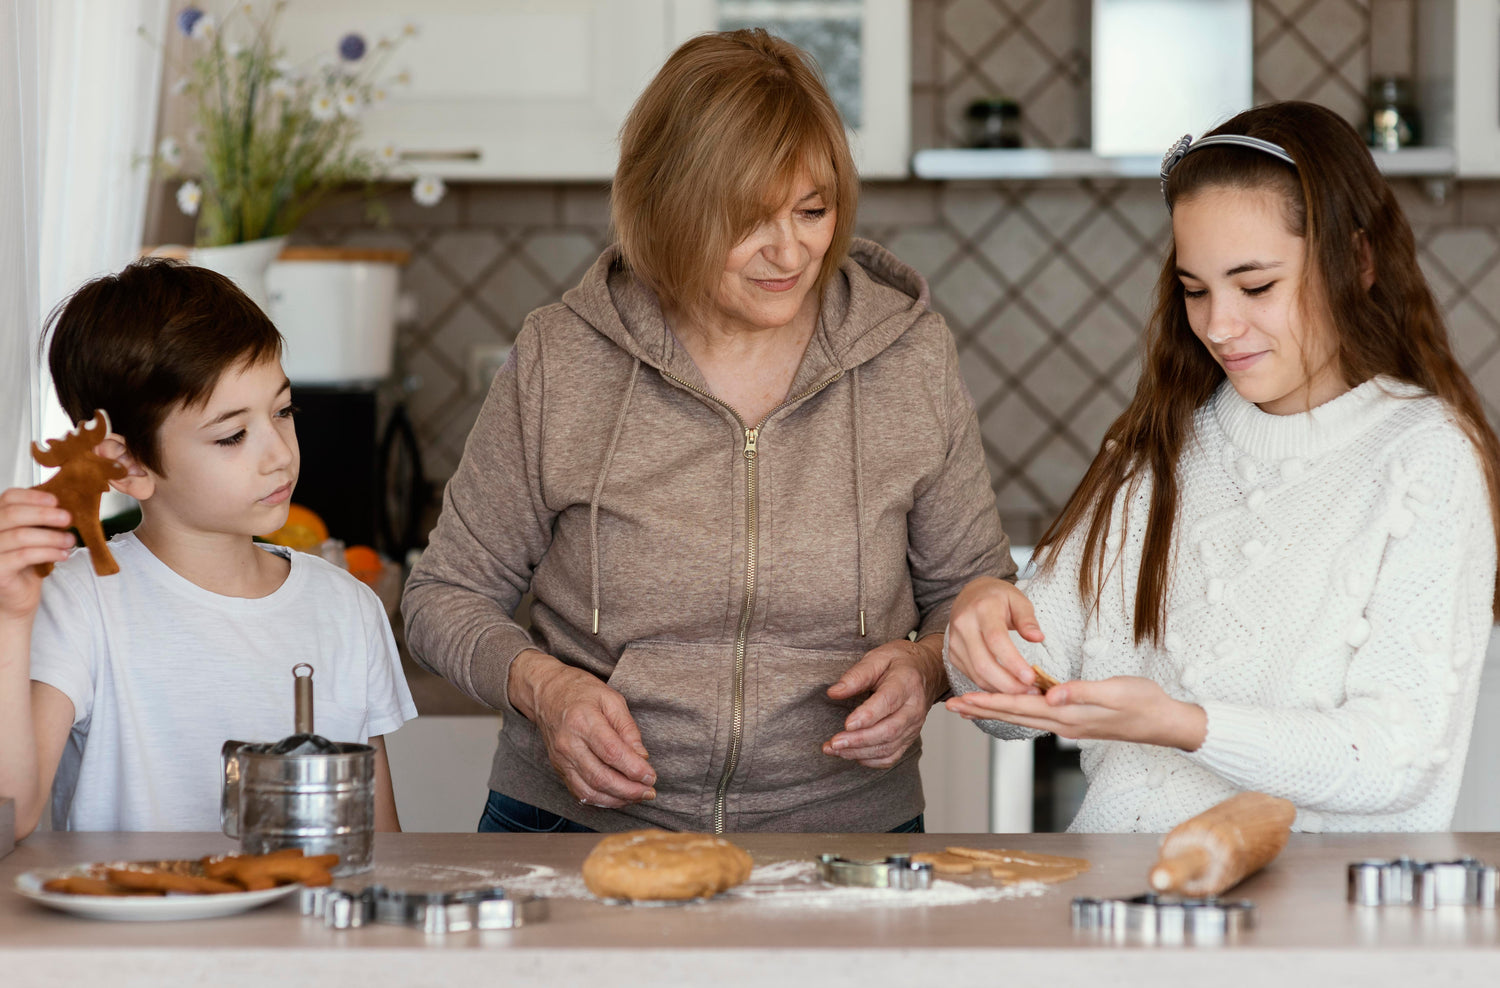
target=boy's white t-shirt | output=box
[29,531,418,832]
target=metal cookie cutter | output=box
[1072,893,1256,945]
[1348,857,1500,908]
[302,884,548,932]
[816,853,934,890]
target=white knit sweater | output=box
[949,378,1496,833]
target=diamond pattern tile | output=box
[1254,0,1369,122]
[937,0,1088,149]
[289,0,1500,542]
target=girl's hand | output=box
[946,676,1208,751]
[0,489,74,624]
[946,577,1046,694]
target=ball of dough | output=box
[581,829,754,901]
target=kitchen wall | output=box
[149,0,1500,545]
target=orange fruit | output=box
[344,544,383,586]
[262,503,329,551]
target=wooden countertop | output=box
[4,831,1500,986]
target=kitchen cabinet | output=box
[1419,0,1500,177]
[916,0,1500,182]
[271,0,704,181]
[265,0,909,180]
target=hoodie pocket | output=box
[735,643,870,805]
[607,640,732,816]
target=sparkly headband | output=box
[1159,133,1297,209]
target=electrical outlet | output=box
[468,343,511,394]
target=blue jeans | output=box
[478,790,924,834]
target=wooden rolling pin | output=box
[1148,791,1296,897]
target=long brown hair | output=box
[1034,100,1500,640]
[611,29,858,321]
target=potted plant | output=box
[152,2,444,311]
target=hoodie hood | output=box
[560,237,934,381]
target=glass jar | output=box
[965,98,1021,149]
[1367,76,1419,151]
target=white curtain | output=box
[1,0,167,487]
[1,0,43,490]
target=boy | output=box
[0,259,416,839]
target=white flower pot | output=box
[265,247,407,385]
[188,235,290,315]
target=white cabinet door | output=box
[274,0,700,180]
[1453,0,1500,176]
[270,0,906,180]
[1419,0,1500,177]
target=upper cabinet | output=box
[1419,0,1500,178]
[261,0,909,180]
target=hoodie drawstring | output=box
[590,358,641,634]
[851,366,867,637]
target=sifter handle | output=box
[293,663,315,735]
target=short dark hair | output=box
[45,258,283,475]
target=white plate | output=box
[14,868,301,922]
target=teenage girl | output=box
[944,100,1500,833]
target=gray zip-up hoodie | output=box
[402,238,1014,833]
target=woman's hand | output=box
[508,650,657,808]
[945,676,1207,751]
[0,489,74,625]
[945,577,1046,694]
[823,635,947,769]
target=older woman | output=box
[403,29,1037,835]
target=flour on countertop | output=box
[492,859,1048,910]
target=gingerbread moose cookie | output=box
[30,411,126,577]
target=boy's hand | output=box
[0,488,75,622]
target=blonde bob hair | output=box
[611,29,859,318]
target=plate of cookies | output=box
[14,848,337,921]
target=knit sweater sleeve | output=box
[1184,426,1496,816]
[944,485,1109,741]
[400,315,553,718]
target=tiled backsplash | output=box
[147,0,1500,545]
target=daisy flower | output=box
[176,181,202,216]
[190,13,216,41]
[336,89,362,118]
[268,77,295,101]
[412,175,446,207]
[377,143,399,165]
[158,136,182,169]
[309,92,338,121]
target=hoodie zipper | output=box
[658,367,843,833]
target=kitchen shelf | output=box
[910,146,1458,180]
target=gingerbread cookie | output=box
[943,845,1090,884]
[1030,665,1062,691]
[30,411,126,578]
[910,851,979,875]
[581,829,753,901]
